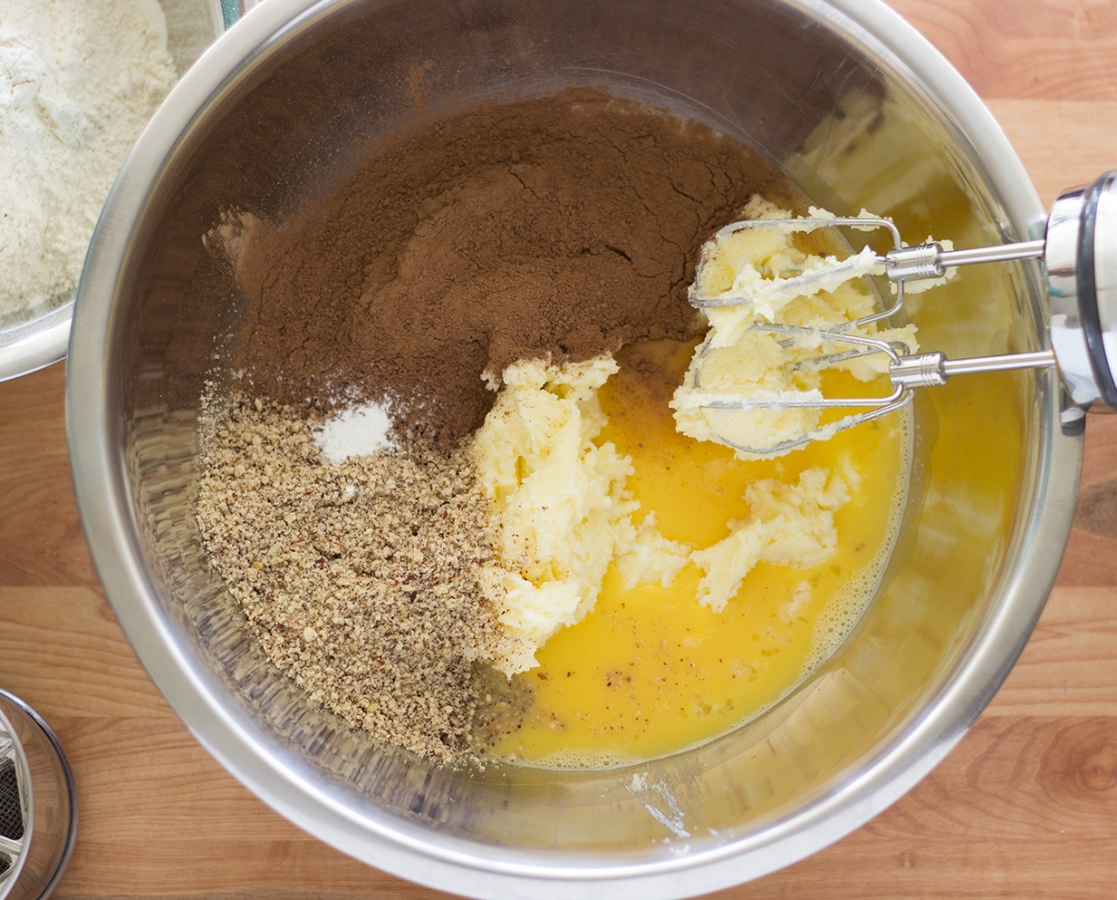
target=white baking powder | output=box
[315,401,395,464]
[0,0,177,322]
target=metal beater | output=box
[684,171,1117,456]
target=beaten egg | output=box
[493,337,910,766]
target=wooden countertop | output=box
[2,0,1115,896]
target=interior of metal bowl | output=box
[67,0,1080,897]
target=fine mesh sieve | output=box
[0,729,29,890]
[0,691,76,900]
[0,752,26,880]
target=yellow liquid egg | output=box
[492,337,910,767]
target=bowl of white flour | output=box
[0,0,227,382]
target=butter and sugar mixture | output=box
[672,196,921,457]
[471,355,859,679]
[485,339,909,767]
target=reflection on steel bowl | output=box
[65,0,1079,897]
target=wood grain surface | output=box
[2,0,1115,897]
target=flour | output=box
[0,0,177,323]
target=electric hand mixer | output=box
[681,172,1117,457]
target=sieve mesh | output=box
[0,758,23,841]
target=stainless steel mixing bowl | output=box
[65,0,1081,897]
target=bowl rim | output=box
[65,0,1081,897]
[0,302,72,384]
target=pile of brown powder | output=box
[230,87,792,440]
[196,394,527,764]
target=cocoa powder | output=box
[232,87,793,437]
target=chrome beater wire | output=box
[684,214,1055,455]
[689,327,1058,456]
[687,215,909,331]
